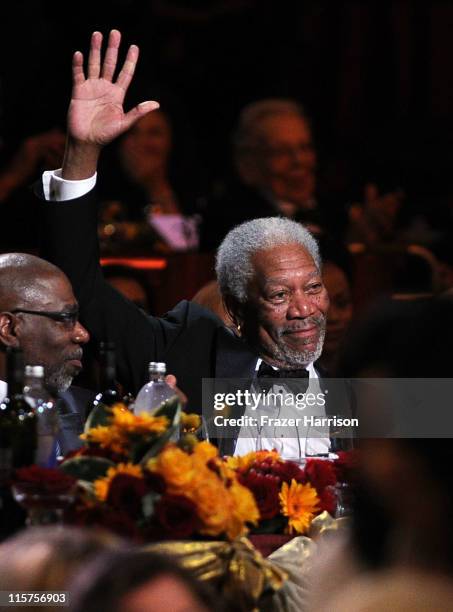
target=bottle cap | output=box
[148,362,166,374]
[25,365,44,377]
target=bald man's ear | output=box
[0,312,21,348]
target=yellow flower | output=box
[180,413,201,433]
[279,479,320,534]
[226,481,259,539]
[81,426,126,454]
[190,477,230,536]
[93,463,143,502]
[149,445,196,491]
[226,449,281,472]
[111,406,169,435]
[193,441,218,463]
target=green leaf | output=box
[59,456,115,482]
[84,400,113,432]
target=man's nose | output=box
[72,321,90,344]
[287,294,316,318]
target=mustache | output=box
[281,315,326,334]
[65,349,83,361]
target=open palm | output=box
[67,30,158,147]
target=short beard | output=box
[264,319,326,368]
[45,367,74,395]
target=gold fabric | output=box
[144,537,286,611]
[143,514,348,611]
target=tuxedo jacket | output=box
[39,188,352,453]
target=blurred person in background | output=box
[307,294,453,611]
[68,549,223,612]
[0,526,123,612]
[318,259,353,374]
[200,98,330,250]
[97,104,204,254]
[0,128,65,250]
[103,264,153,312]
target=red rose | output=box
[335,450,359,484]
[107,474,148,518]
[154,494,199,538]
[239,471,280,520]
[66,503,139,540]
[145,471,166,494]
[14,466,76,494]
[304,459,337,492]
[318,487,337,515]
[270,460,305,484]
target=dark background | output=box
[1,0,452,208]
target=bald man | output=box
[0,253,92,452]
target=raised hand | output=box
[63,30,159,179]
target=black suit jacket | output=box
[58,385,95,455]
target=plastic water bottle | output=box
[23,366,59,467]
[133,362,178,415]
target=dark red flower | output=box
[270,460,305,484]
[239,471,280,520]
[304,459,337,492]
[14,466,76,494]
[335,450,360,484]
[66,503,139,540]
[154,494,199,538]
[318,487,337,515]
[106,474,148,518]
[145,471,166,494]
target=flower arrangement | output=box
[227,450,356,535]
[57,401,259,542]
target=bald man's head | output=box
[0,253,89,393]
[0,253,70,312]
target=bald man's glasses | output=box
[11,308,79,330]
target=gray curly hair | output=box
[216,217,321,303]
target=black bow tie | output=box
[257,361,309,379]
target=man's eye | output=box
[306,283,322,293]
[270,291,287,301]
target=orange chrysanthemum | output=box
[93,463,143,502]
[111,405,169,435]
[148,445,197,491]
[279,479,320,534]
[226,449,281,472]
[81,425,126,454]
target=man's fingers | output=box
[116,44,139,91]
[72,51,85,85]
[87,31,102,79]
[164,374,188,406]
[122,100,160,131]
[101,29,121,81]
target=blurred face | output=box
[322,262,353,356]
[239,243,329,368]
[14,274,89,394]
[249,113,316,206]
[120,111,172,182]
[120,575,208,612]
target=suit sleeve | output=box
[38,187,177,393]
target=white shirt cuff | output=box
[42,168,97,202]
